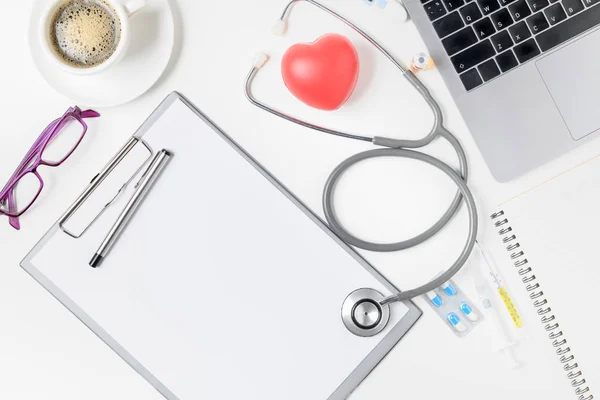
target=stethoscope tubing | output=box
[323,146,477,305]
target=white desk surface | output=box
[2,1,600,399]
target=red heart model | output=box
[282,33,360,111]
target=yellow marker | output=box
[498,287,524,328]
[475,241,524,329]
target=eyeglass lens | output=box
[42,116,85,165]
[6,172,43,214]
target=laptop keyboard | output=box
[422,0,600,90]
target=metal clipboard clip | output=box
[59,137,153,238]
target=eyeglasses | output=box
[0,106,100,230]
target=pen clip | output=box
[134,150,167,189]
[134,162,153,189]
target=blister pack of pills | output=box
[422,275,483,338]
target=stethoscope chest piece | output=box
[342,288,390,337]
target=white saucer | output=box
[29,0,175,108]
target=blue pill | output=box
[426,291,443,307]
[447,312,467,332]
[460,302,479,322]
[460,302,473,315]
[442,282,457,296]
[448,312,460,325]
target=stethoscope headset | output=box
[245,0,478,336]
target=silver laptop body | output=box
[404,0,600,181]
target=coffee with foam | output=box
[50,0,121,68]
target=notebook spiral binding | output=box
[491,210,593,400]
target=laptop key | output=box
[460,2,483,23]
[434,12,465,37]
[526,11,550,33]
[509,0,532,21]
[478,59,502,80]
[562,0,583,17]
[425,1,447,20]
[544,3,567,24]
[491,30,514,51]
[443,0,466,11]
[442,26,479,55]
[451,40,496,72]
[496,50,519,71]
[537,0,600,50]
[491,8,514,29]
[508,21,532,43]
[499,0,518,6]
[460,68,484,90]
[513,38,540,62]
[526,0,549,12]
[562,0,584,14]
[583,0,600,6]
[477,0,501,14]
[474,17,497,38]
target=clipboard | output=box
[21,92,421,400]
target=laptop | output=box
[403,0,600,181]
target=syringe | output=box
[474,241,524,329]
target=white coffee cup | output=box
[40,0,147,76]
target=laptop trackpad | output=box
[536,29,600,141]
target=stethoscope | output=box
[245,0,478,336]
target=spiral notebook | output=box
[486,156,600,400]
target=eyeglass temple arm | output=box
[81,110,101,119]
[6,191,19,229]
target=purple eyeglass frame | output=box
[0,106,100,230]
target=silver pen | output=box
[89,149,172,268]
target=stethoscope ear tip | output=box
[272,19,288,36]
[253,52,269,69]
